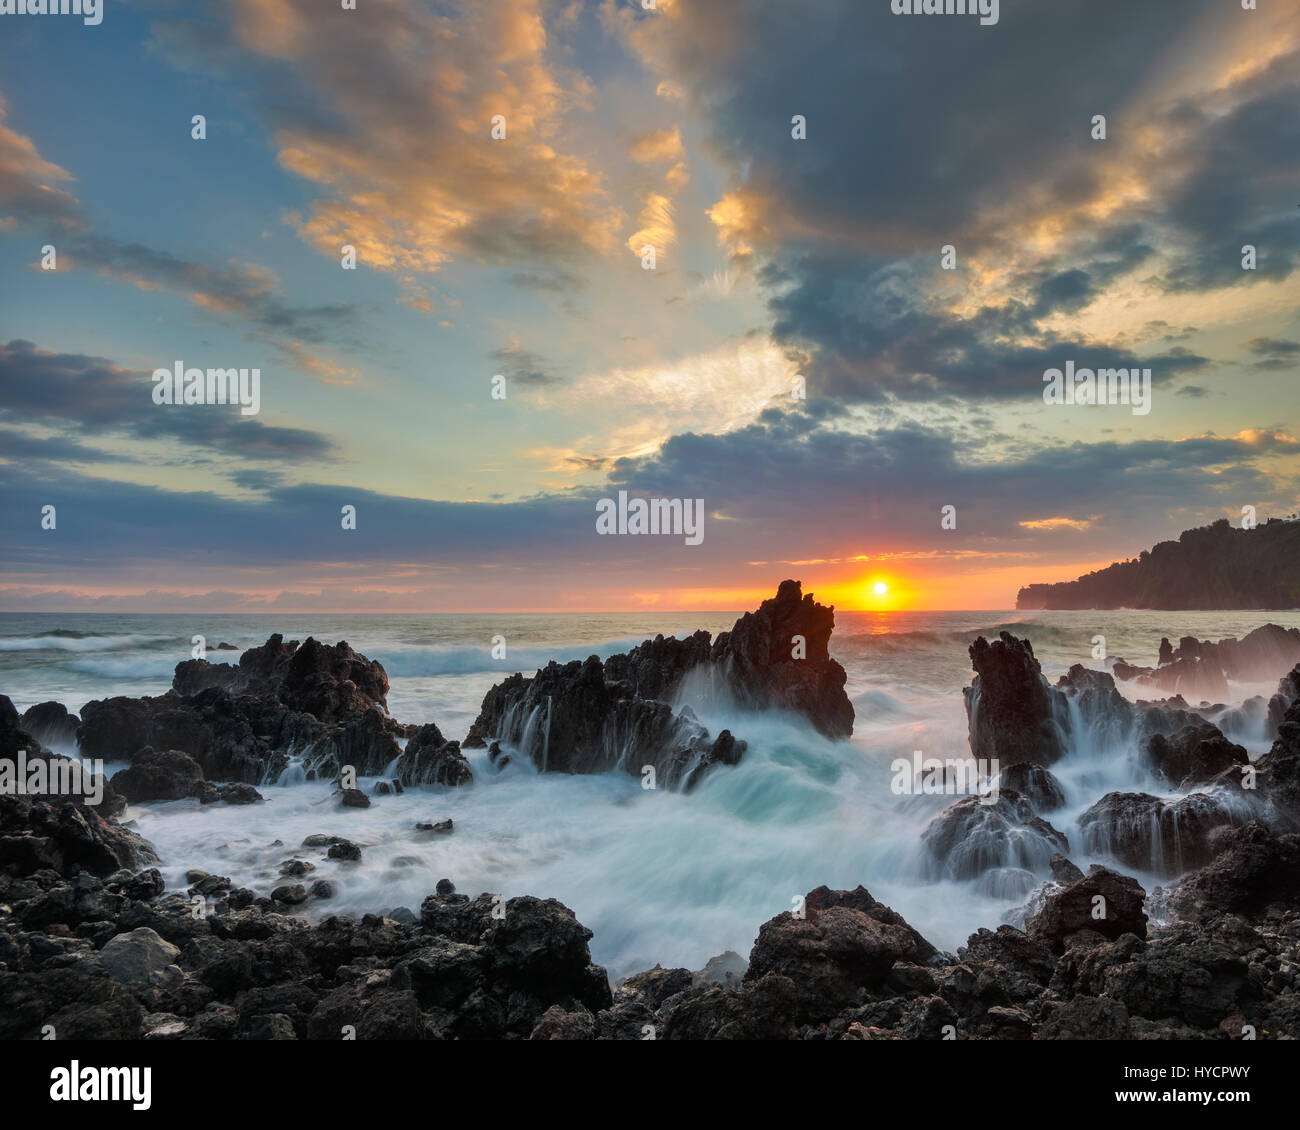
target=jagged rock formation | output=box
[171,634,390,724]
[1077,791,1248,876]
[1144,722,1249,789]
[3,686,1299,1041]
[1112,624,1300,702]
[466,658,743,790]
[921,792,1068,881]
[964,634,1065,767]
[0,696,153,877]
[464,581,851,789]
[75,635,448,787]
[394,723,472,787]
[954,632,1275,884]
[1255,664,1300,828]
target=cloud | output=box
[3,404,1295,602]
[490,341,561,387]
[0,94,81,227]
[614,0,1299,403]
[1246,337,1300,371]
[0,96,364,368]
[626,191,676,259]
[1018,517,1097,532]
[0,340,338,462]
[629,127,685,165]
[150,0,623,289]
[0,426,133,466]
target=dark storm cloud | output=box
[0,426,134,465]
[1246,337,1300,371]
[55,234,359,342]
[0,340,337,461]
[1156,61,1300,293]
[2,404,1292,578]
[638,0,1295,403]
[761,250,1209,402]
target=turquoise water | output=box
[2,608,1296,974]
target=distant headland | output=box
[1017,517,1300,610]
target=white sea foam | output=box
[4,608,1299,976]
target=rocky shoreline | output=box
[2,583,1299,1039]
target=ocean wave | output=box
[0,633,176,653]
[838,630,947,652]
[839,620,1081,652]
[850,687,922,720]
[65,656,182,678]
[370,638,646,678]
[957,619,1075,642]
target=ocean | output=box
[3,607,1297,977]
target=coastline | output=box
[3,588,1300,1039]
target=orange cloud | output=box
[227,0,621,290]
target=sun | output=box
[853,574,907,610]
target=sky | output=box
[0,0,1297,613]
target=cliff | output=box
[1017,517,1300,610]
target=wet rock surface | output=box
[394,723,473,787]
[5,625,1300,1040]
[965,633,1065,768]
[76,635,427,787]
[464,581,849,789]
[1,759,1296,1039]
[1078,790,1248,876]
[1144,722,1249,789]
[922,791,1068,880]
[1114,625,1300,702]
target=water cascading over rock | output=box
[75,635,456,786]
[463,580,852,789]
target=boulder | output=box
[1026,866,1148,953]
[19,701,80,748]
[745,887,931,1021]
[660,973,799,1040]
[1049,853,1085,884]
[998,764,1066,812]
[1168,822,1300,921]
[1039,996,1131,1039]
[109,747,206,803]
[529,1004,596,1040]
[1050,920,1260,1029]
[1144,722,1248,789]
[0,793,155,878]
[99,927,181,986]
[271,884,308,906]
